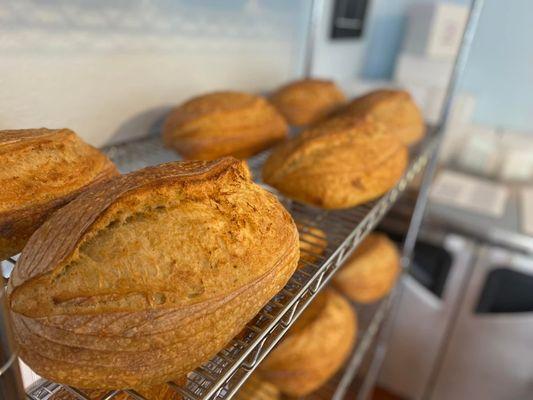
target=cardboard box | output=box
[403,3,469,59]
[394,52,455,88]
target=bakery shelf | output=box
[299,296,393,400]
[19,132,437,400]
[331,297,393,400]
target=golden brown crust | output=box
[333,233,400,303]
[234,375,280,400]
[0,128,118,260]
[8,158,299,389]
[162,91,288,160]
[270,79,346,126]
[330,89,424,145]
[262,117,408,209]
[258,289,356,397]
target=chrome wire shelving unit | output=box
[16,131,437,400]
[0,0,484,397]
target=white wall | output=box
[460,0,533,132]
[310,0,368,81]
[0,0,311,146]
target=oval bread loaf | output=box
[163,91,288,160]
[0,128,118,260]
[334,233,400,303]
[270,79,346,127]
[234,375,280,400]
[258,289,356,396]
[330,89,424,145]
[262,117,408,209]
[8,157,299,389]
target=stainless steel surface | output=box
[427,183,533,254]
[430,246,533,400]
[26,381,64,400]
[1,261,25,400]
[357,335,386,400]
[379,233,476,400]
[22,132,435,400]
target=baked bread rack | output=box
[10,131,437,400]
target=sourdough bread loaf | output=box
[234,375,280,400]
[0,128,118,260]
[270,79,346,127]
[334,233,400,303]
[258,289,356,396]
[163,91,288,160]
[8,157,299,389]
[330,89,424,145]
[262,117,408,209]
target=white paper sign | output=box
[430,170,509,217]
[521,187,533,236]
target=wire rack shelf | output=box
[20,132,436,400]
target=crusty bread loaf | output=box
[270,79,346,126]
[330,89,424,145]
[258,289,356,397]
[262,117,408,209]
[334,233,400,303]
[0,128,118,260]
[298,225,327,266]
[163,91,288,160]
[234,375,280,400]
[8,158,299,389]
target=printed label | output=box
[430,170,509,217]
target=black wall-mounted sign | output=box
[331,0,369,39]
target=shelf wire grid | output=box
[22,133,436,400]
[185,298,390,400]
